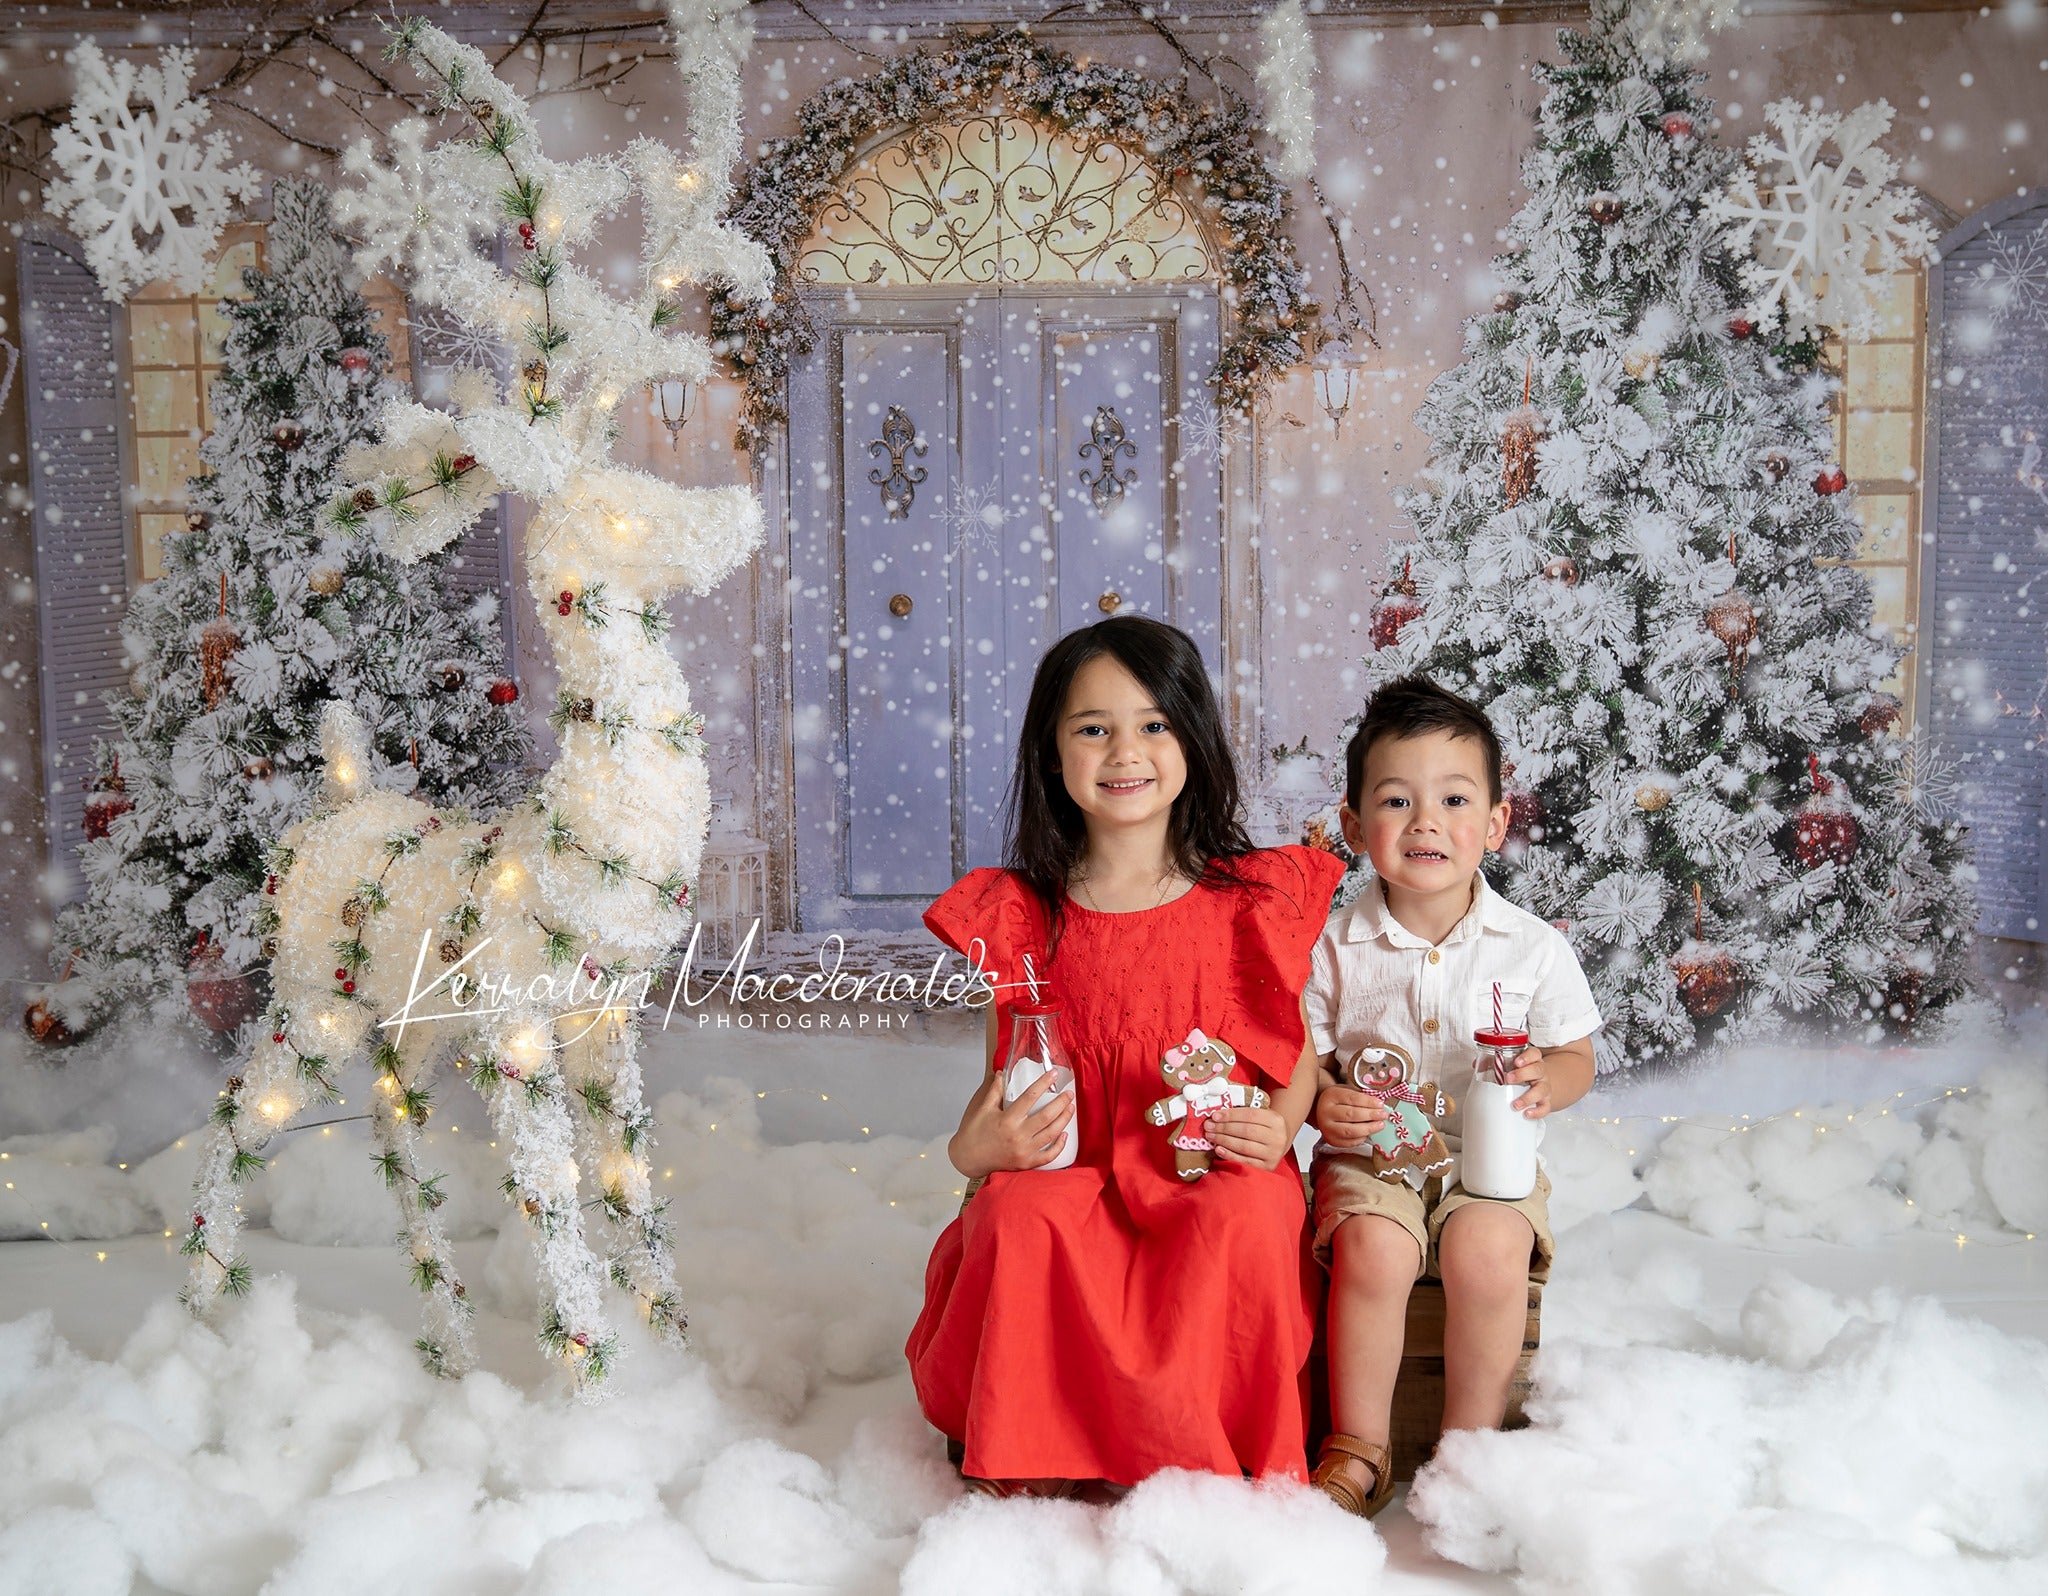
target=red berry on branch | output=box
[1729,316,1756,339]
[343,980,356,994]
[334,968,348,981]
[451,454,476,475]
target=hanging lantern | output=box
[649,377,699,448]
[1672,884,1741,1018]
[1793,753,1860,869]
[1501,358,1544,507]
[1369,557,1426,650]
[199,572,240,711]
[82,757,132,841]
[1311,319,1376,435]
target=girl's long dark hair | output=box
[1005,615,1256,949]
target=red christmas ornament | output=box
[1813,465,1848,496]
[1671,886,1741,1018]
[1587,191,1626,224]
[188,939,259,1034]
[339,347,372,377]
[1505,785,1545,847]
[82,758,132,842]
[1369,558,1426,650]
[1859,693,1904,738]
[1729,316,1756,340]
[271,418,307,451]
[1660,111,1696,142]
[1793,753,1859,869]
[1884,965,1926,1026]
[487,677,520,707]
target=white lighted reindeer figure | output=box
[182,1,770,1391]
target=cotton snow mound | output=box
[1639,1059,2048,1244]
[900,1469,1384,1596]
[0,1014,228,1162]
[1532,1114,1643,1234]
[0,1126,148,1241]
[0,1277,869,1596]
[1408,1265,2048,1596]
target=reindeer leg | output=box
[367,1031,475,1377]
[183,1020,347,1312]
[563,1009,686,1344]
[472,1011,617,1395]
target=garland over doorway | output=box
[716,27,1316,451]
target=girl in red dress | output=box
[908,615,1345,1495]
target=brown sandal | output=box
[961,1475,1082,1500]
[1311,1433,1396,1519]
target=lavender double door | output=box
[787,287,1223,929]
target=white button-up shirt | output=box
[1304,871,1603,1174]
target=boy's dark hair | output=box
[1344,676,1504,810]
[1007,615,1255,949]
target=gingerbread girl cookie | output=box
[1347,1041,1455,1185]
[1146,1027,1268,1181]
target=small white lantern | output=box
[696,792,766,958]
[649,377,698,448]
[1311,320,1377,435]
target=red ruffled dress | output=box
[907,844,1346,1485]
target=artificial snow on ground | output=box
[2,1006,2046,1595]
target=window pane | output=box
[135,435,201,502]
[210,239,261,299]
[138,514,184,582]
[1846,410,1916,482]
[1847,341,1916,411]
[129,303,198,367]
[132,368,201,438]
[1853,493,1912,563]
[1870,270,1920,340]
[1863,563,1910,642]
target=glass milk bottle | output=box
[1464,989,1539,1200]
[1000,1001,1078,1171]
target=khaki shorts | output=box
[1311,1155,1554,1283]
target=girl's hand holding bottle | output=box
[949,1071,1078,1179]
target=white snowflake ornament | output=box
[1709,98,1936,343]
[45,44,262,301]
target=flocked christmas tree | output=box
[1349,0,1976,1070]
[46,180,530,1041]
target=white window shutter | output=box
[20,226,130,902]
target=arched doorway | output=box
[731,36,1313,931]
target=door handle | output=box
[1098,590,1122,614]
[889,593,914,618]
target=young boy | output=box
[1305,676,1601,1518]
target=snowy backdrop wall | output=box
[0,0,2044,1008]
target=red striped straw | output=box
[1021,952,1041,1004]
[1492,981,1502,1033]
